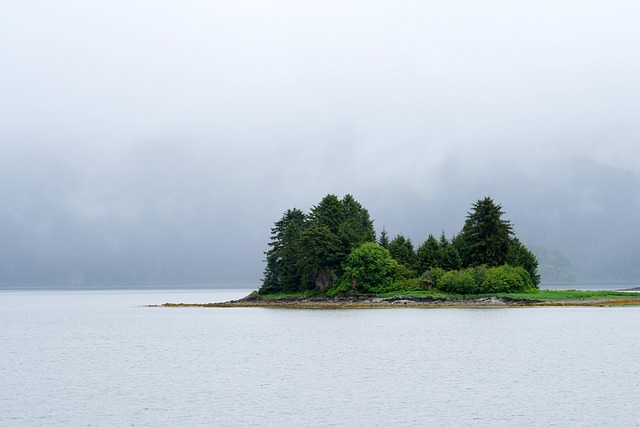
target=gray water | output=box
[1,289,639,426]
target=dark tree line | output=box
[261,194,375,294]
[260,195,539,294]
[379,197,539,287]
[380,231,463,274]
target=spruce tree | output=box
[261,208,306,293]
[302,194,376,290]
[417,234,440,272]
[437,232,462,271]
[458,197,514,267]
[506,238,541,288]
[389,234,417,271]
[378,227,390,249]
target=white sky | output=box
[3,1,639,164]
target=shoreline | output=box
[153,293,640,309]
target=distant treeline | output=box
[260,195,539,295]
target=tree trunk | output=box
[315,266,336,292]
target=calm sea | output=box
[1,288,639,426]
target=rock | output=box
[237,291,261,302]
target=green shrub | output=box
[481,265,534,293]
[326,278,354,296]
[435,265,535,294]
[394,263,416,282]
[472,265,488,286]
[429,267,447,285]
[452,269,477,294]
[437,270,458,293]
[380,278,424,293]
[417,271,435,290]
[335,242,398,294]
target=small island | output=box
[160,291,640,308]
[160,195,640,308]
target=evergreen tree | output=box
[378,227,390,249]
[277,220,306,292]
[309,194,344,235]
[261,194,539,295]
[261,208,306,293]
[437,232,462,271]
[300,224,340,290]
[507,238,541,288]
[417,234,440,272]
[300,194,376,290]
[337,194,376,262]
[389,234,417,271]
[458,197,514,267]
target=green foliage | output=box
[417,234,440,272]
[261,195,541,296]
[260,209,306,294]
[481,265,531,293]
[435,265,535,294]
[309,194,344,234]
[325,279,353,296]
[257,289,321,300]
[429,267,447,284]
[458,197,514,267]
[393,263,415,282]
[258,288,638,305]
[506,238,541,287]
[389,234,418,272]
[300,224,340,289]
[380,277,425,293]
[340,194,377,245]
[309,194,376,276]
[417,233,462,273]
[378,227,390,249]
[438,233,462,271]
[339,242,399,293]
[503,289,633,300]
[260,194,376,294]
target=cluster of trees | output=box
[260,194,375,294]
[378,231,462,274]
[260,195,540,295]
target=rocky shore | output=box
[154,292,640,309]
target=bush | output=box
[437,270,459,293]
[381,278,424,293]
[326,278,354,296]
[435,265,535,294]
[482,265,534,293]
[417,271,436,290]
[429,267,447,285]
[335,242,399,294]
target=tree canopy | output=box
[260,194,376,293]
[259,195,540,295]
[458,197,514,267]
[335,242,399,294]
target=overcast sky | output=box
[1,1,640,285]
